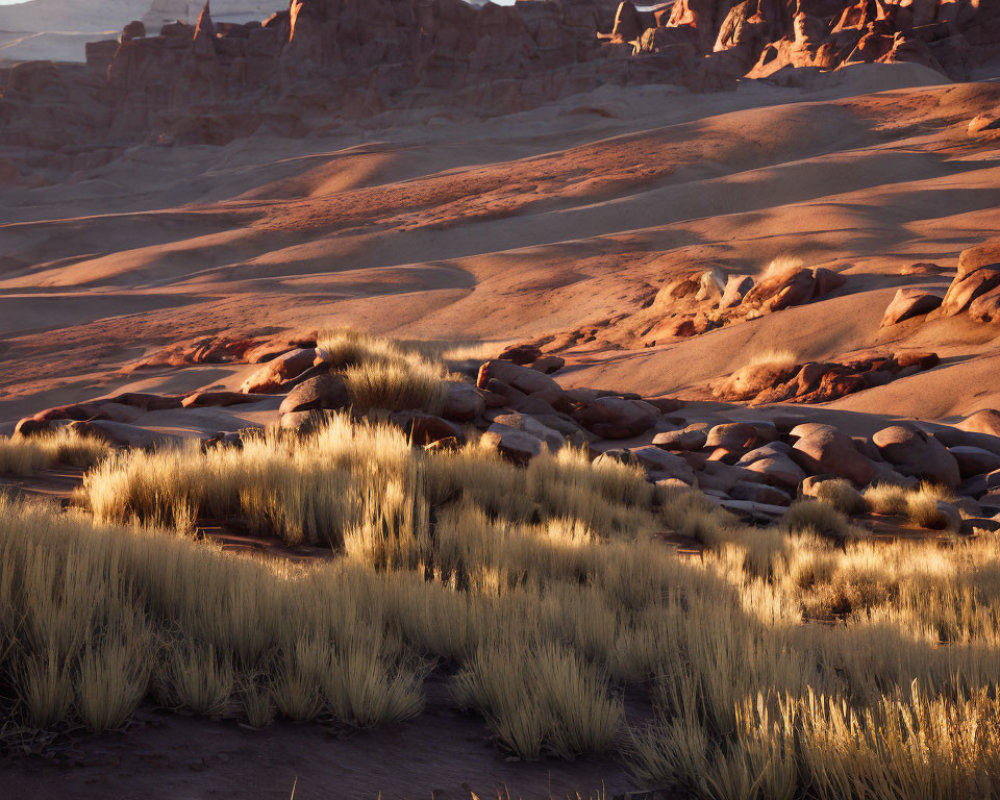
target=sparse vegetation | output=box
[316,328,452,414]
[809,477,865,515]
[781,498,853,540]
[865,481,959,530]
[1,331,997,797]
[0,427,109,475]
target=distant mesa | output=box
[0,0,998,156]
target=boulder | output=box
[739,452,805,490]
[790,423,875,485]
[477,360,562,396]
[812,268,847,299]
[480,425,544,465]
[712,361,799,402]
[626,446,697,483]
[498,344,542,365]
[280,410,328,436]
[742,267,816,312]
[959,409,1000,439]
[871,425,960,488]
[32,403,107,423]
[720,274,754,308]
[241,348,318,394]
[611,0,643,42]
[110,393,183,411]
[531,356,565,374]
[948,446,1000,479]
[184,391,272,408]
[697,461,763,493]
[396,413,463,446]
[705,422,760,451]
[491,413,565,449]
[730,482,793,506]
[940,266,1000,316]
[957,238,1000,279]
[880,288,943,327]
[967,285,1000,324]
[442,381,486,422]
[121,20,146,41]
[278,375,349,414]
[69,420,171,448]
[573,397,659,439]
[653,424,708,451]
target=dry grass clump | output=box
[659,485,735,545]
[743,347,799,370]
[864,482,958,530]
[0,428,109,475]
[810,478,865,515]
[864,482,911,516]
[81,414,662,548]
[761,254,805,279]
[0,496,426,736]
[316,328,451,414]
[782,499,852,540]
[455,642,623,760]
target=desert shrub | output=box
[0,428,109,475]
[811,478,865,515]
[864,482,911,516]
[316,328,451,414]
[782,499,850,540]
[864,482,958,530]
[454,641,623,760]
[659,485,735,545]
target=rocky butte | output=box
[0,0,997,161]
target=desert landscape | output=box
[1,0,1000,797]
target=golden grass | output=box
[865,482,959,531]
[6,404,1000,796]
[0,427,109,475]
[315,328,452,414]
[781,499,852,540]
[743,347,799,370]
[809,478,866,515]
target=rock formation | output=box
[1,0,998,160]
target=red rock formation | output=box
[2,0,998,157]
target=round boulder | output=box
[871,425,960,488]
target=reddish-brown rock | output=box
[941,266,1000,317]
[241,348,318,394]
[880,288,943,327]
[573,397,660,439]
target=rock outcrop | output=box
[3,0,997,161]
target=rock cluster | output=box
[877,238,1000,328]
[14,330,1000,532]
[614,0,1000,82]
[712,350,940,405]
[644,264,847,345]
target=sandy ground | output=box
[1,681,634,800]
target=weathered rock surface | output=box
[481,424,544,464]
[4,0,997,159]
[872,425,960,488]
[278,375,350,414]
[880,288,943,327]
[478,359,563,397]
[790,423,874,485]
[573,397,659,439]
[241,349,318,394]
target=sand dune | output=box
[1,65,999,431]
